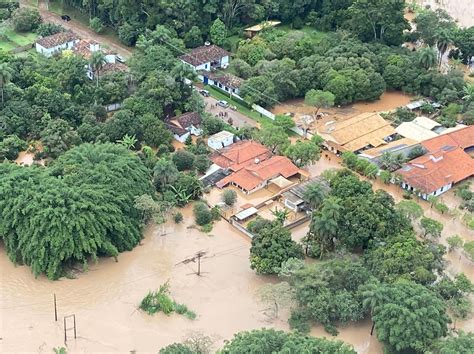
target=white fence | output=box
[252,104,275,120]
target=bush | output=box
[0,135,28,160]
[36,23,64,37]
[173,212,183,224]
[222,189,237,206]
[193,202,212,226]
[89,17,104,33]
[11,8,41,32]
[172,150,195,171]
[379,170,392,184]
[211,206,221,221]
[194,154,210,174]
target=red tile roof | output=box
[211,140,272,171]
[179,45,230,66]
[37,31,78,49]
[216,156,302,192]
[397,126,474,194]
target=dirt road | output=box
[203,95,258,129]
[21,0,132,57]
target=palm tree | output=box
[153,158,179,190]
[462,84,474,102]
[89,51,107,87]
[303,183,327,211]
[0,63,13,107]
[307,197,341,258]
[417,47,437,70]
[117,134,137,150]
[435,29,453,69]
[361,282,386,336]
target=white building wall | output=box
[35,39,78,57]
[208,135,234,150]
[173,132,191,143]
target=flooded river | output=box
[1,157,473,352]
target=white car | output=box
[217,100,229,108]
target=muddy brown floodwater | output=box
[415,0,474,28]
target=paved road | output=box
[21,0,132,57]
[202,95,258,129]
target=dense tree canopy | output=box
[221,328,356,353]
[371,281,450,352]
[0,144,153,279]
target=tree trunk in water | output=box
[370,321,375,335]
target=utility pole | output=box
[176,250,208,276]
[53,294,57,321]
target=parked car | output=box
[217,100,229,108]
[61,15,71,21]
[199,89,210,97]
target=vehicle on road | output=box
[61,15,71,21]
[217,100,229,108]
[199,89,210,97]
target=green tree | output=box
[436,29,453,68]
[418,47,437,70]
[250,221,303,274]
[221,189,237,206]
[290,258,371,335]
[40,118,81,158]
[210,18,226,46]
[256,125,289,154]
[361,282,386,336]
[172,150,195,171]
[446,235,464,252]
[371,281,449,352]
[433,331,474,354]
[11,7,41,32]
[284,140,320,167]
[193,202,212,226]
[306,197,341,258]
[89,51,107,87]
[0,62,13,107]
[117,134,137,150]
[304,89,335,118]
[274,115,295,130]
[140,114,173,148]
[221,328,356,353]
[89,17,104,33]
[420,217,444,239]
[462,84,474,103]
[303,182,328,211]
[184,26,203,48]
[0,135,27,160]
[0,144,154,279]
[396,200,424,220]
[258,282,295,319]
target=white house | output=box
[207,131,235,150]
[35,32,79,57]
[166,112,203,143]
[200,72,244,98]
[179,44,230,72]
[72,40,126,80]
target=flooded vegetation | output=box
[416,0,474,27]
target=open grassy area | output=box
[4,30,37,46]
[278,24,328,40]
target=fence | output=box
[230,218,256,239]
[252,104,275,120]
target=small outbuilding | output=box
[207,131,235,150]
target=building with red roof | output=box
[397,126,474,199]
[211,141,304,194]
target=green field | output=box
[4,30,38,46]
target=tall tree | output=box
[304,89,335,118]
[417,47,437,70]
[89,51,107,87]
[210,18,226,46]
[0,62,13,107]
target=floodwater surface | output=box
[416,0,474,28]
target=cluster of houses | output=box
[35,31,128,79]
[307,108,474,200]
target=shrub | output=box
[90,17,104,33]
[36,23,64,37]
[0,135,28,160]
[194,154,210,174]
[193,202,212,226]
[172,150,195,171]
[211,206,221,221]
[200,223,213,233]
[379,170,392,184]
[222,189,237,206]
[447,235,464,252]
[173,212,183,224]
[11,8,41,32]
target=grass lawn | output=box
[0,41,16,51]
[278,25,328,40]
[4,30,38,46]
